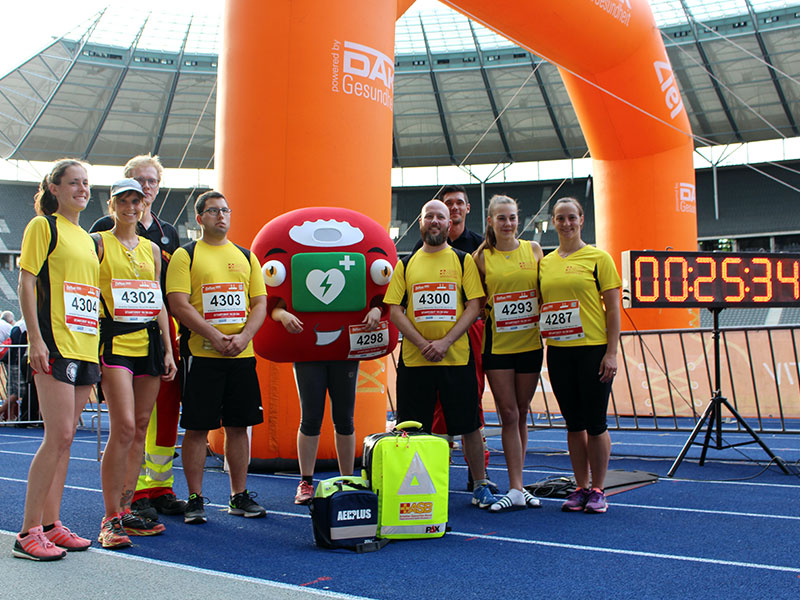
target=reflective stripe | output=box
[144,452,173,466]
[379,523,446,535]
[144,468,173,482]
[330,525,378,540]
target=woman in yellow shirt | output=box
[95,179,176,548]
[15,160,99,561]
[473,195,543,512]
[538,197,621,514]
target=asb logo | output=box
[331,39,394,110]
[654,61,685,120]
[399,501,434,520]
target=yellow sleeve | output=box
[597,250,622,292]
[19,216,52,276]
[462,253,485,300]
[248,251,267,298]
[165,247,191,295]
[383,260,406,306]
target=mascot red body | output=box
[251,207,398,363]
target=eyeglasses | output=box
[201,207,232,216]
[134,177,159,187]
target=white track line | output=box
[448,531,800,573]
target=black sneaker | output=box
[121,511,166,536]
[228,490,266,518]
[131,498,158,522]
[152,492,187,515]
[184,493,208,524]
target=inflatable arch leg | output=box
[214,0,397,467]
[215,0,696,465]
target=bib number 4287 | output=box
[539,300,584,341]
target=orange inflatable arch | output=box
[213,0,697,466]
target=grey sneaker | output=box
[184,493,208,524]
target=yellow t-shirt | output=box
[98,232,160,357]
[166,240,266,358]
[538,245,621,347]
[19,214,100,363]
[384,247,484,366]
[483,241,542,355]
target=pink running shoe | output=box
[13,526,66,561]
[45,520,91,551]
[294,481,314,505]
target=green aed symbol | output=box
[291,252,366,312]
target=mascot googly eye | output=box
[370,259,393,286]
[262,260,286,286]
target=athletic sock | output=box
[42,523,55,532]
[507,488,526,506]
[301,475,313,485]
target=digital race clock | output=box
[621,250,800,308]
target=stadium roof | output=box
[1,0,799,168]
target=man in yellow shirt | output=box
[166,191,267,524]
[384,200,497,508]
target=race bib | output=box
[111,279,162,323]
[64,282,100,335]
[412,282,457,322]
[347,321,390,359]
[202,282,246,324]
[539,300,584,341]
[493,290,538,333]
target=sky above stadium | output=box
[0,0,445,78]
[0,0,224,77]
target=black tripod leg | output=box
[698,396,719,467]
[719,398,791,475]
[667,399,715,477]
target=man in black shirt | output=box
[412,185,483,253]
[90,154,185,520]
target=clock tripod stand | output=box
[667,307,790,477]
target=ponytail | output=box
[34,174,58,216]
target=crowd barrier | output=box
[526,324,800,434]
[0,343,39,427]
[1,344,102,449]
